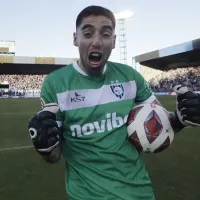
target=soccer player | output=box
[28,5,200,200]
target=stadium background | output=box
[0,40,200,200]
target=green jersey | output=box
[40,61,155,200]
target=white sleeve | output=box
[139,94,156,104]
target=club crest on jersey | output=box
[110,83,124,99]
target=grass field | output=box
[0,96,200,200]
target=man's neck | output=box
[77,60,106,76]
[77,60,87,74]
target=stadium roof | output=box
[0,56,78,74]
[0,55,77,65]
[134,38,200,70]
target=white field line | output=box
[0,145,33,152]
[0,112,34,115]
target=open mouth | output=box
[88,51,103,65]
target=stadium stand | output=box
[0,55,78,97]
[134,38,200,93]
[1,59,200,96]
[0,74,46,90]
[148,67,200,92]
[1,65,200,95]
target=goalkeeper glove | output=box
[174,85,200,127]
[28,103,60,156]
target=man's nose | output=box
[92,33,102,48]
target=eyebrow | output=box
[101,25,113,31]
[81,24,93,31]
[81,24,113,31]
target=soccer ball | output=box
[126,103,174,153]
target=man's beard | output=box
[87,65,104,76]
[79,56,105,77]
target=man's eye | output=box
[103,33,111,37]
[84,33,92,38]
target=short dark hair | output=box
[76,5,116,29]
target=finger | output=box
[181,107,200,116]
[37,111,56,121]
[47,138,59,149]
[178,99,200,109]
[173,85,189,94]
[41,118,58,128]
[177,91,198,102]
[184,115,200,124]
[48,127,59,137]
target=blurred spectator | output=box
[0,67,200,92]
[0,74,46,90]
[148,67,200,92]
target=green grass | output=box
[0,97,200,200]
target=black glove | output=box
[28,103,60,155]
[174,85,200,126]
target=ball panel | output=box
[146,134,159,144]
[144,110,163,138]
[142,140,154,153]
[154,136,171,153]
[129,131,143,151]
[126,106,144,125]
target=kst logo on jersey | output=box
[71,92,85,102]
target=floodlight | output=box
[114,10,134,64]
[114,10,134,20]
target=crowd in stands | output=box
[0,74,46,90]
[149,67,200,92]
[0,67,200,92]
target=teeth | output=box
[91,52,101,57]
[90,61,100,64]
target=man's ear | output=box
[73,32,78,47]
[112,35,116,49]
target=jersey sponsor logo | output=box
[57,81,136,111]
[70,112,128,137]
[71,92,85,103]
[110,83,124,99]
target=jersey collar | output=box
[72,61,107,76]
